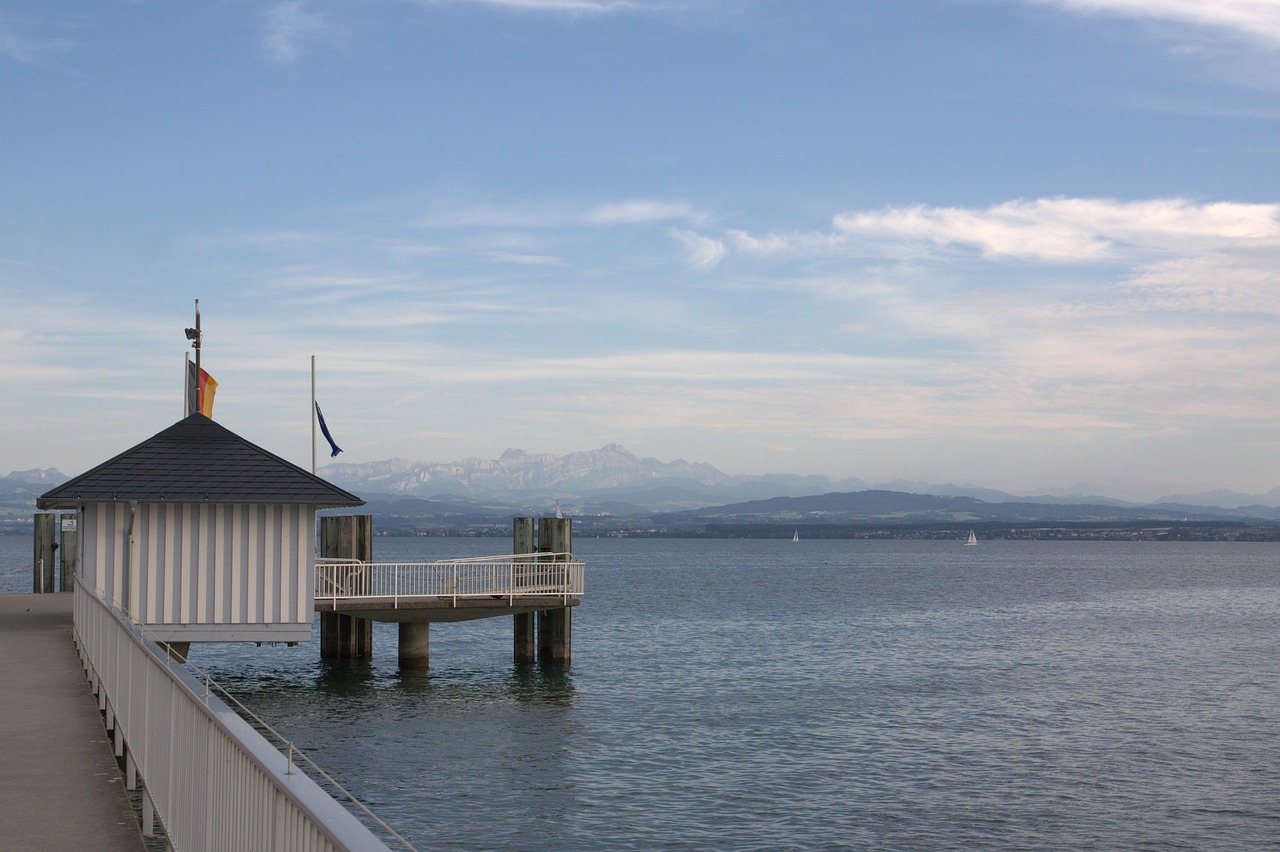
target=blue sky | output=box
[3,0,1280,501]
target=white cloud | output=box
[416,198,703,230]
[485,250,565,265]
[652,195,1280,454]
[266,271,422,296]
[1027,0,1280,49]
[833,197,1280,262]
[416,200,577,230]
[727,228,843,258]
[412,0,640,12]
[262,0,333,63]
[189,230,326,252]
[0,20,73,64]
[587,199,699,225]
[670,229,727,270]
[1121,249,1280,314]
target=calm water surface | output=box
[3,535,1279,849]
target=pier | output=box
[20,412,585,848]
[316,515,583,667]
[8,514,583,849]
[0,593,143,850]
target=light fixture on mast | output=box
[184,299,202,374]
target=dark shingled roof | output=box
[37,414,365,509]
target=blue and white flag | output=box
[314,402,343,457]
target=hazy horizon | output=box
[10,441,1279,508]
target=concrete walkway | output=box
[0,593,144,851]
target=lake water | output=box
[3,535,1279,849]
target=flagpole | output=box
[311,355,317,475]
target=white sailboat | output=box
[965,530,978,546]
[792,529,800,543]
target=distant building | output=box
[38,414,364,643]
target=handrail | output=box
[315,554,584,607]
[316,551,575,565]
[73,581,407,851]
[192,666,417,850]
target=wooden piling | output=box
[319,515,374,659]
[537,517,573,665]
[513,518,537,664]
[537,607,572,664]
[59,514,78,592]
[514,614,536,664]
[32,513,56,594]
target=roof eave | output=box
[36,496,365,510]
[35,497,80,511]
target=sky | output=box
[3,0,1280,502]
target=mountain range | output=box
[317,444,1280,515]
[4,447,1280,537]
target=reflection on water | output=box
[202,654,578,728]
[303,657,577,707]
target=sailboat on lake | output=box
[965,530,978,546]
[792,529,800,543]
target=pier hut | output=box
[36,413,364,644]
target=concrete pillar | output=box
[59,514,78,592]
[32,513,56,594]
[398,622,430,667]
[319,515,374,659]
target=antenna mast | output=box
[183,299,203,416]
[184,299,202,371]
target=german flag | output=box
[186,362,218,417]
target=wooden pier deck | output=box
[316,594,579,622]
[0,594,144,851]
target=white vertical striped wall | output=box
[80,502,315,632]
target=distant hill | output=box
[651,490,1242,527]
[326,487,1265,539]
[3,467,68,489]
[1155,487,1280,511]
[0,469,70,533]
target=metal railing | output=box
[73,582,401,851]
[315,552,585,606]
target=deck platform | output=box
[316,595,580,623]
[0,593,144,851]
